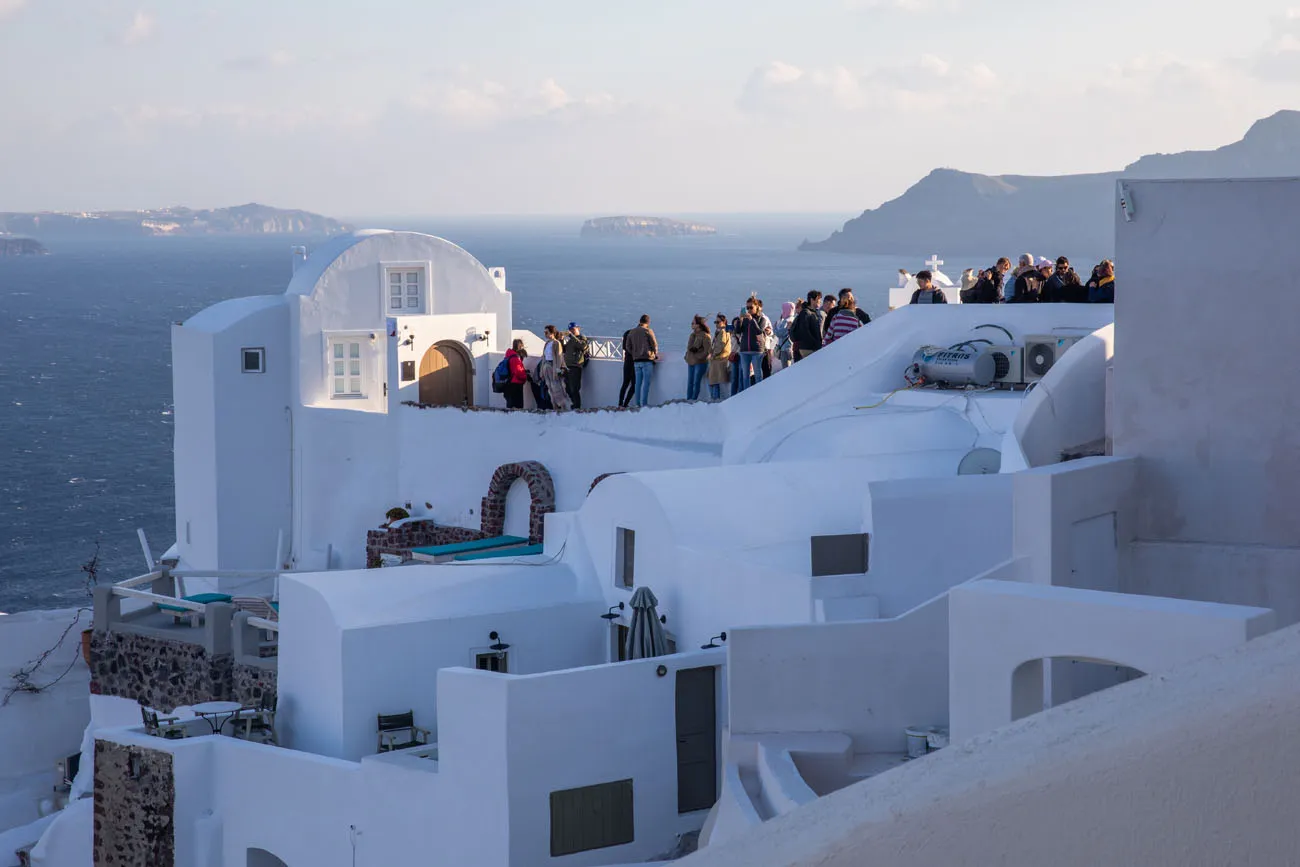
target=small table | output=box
[191,701,245,735]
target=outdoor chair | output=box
[235,693,277,745]
[377,711,430,752]
[140,705,187,740]
[233,596,280,641]
[155,592,233,627]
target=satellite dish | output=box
[958,448,1002,475]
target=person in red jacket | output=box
[504,339,528,409]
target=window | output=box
[329,338,365,398]
[385,266,426,314]
[614,624,629,662]
[475,652,508,673]
[615,528,635,588]
[550,779,634,857]
[400,360,416,382]
[810,533,870,577]
[241,347,265,374]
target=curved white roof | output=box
[183,294,285,333]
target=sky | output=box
[2,0,1300,217]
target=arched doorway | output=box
[480,461,555,543]
[418,340,473,406]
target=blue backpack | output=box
[491,358,511,393]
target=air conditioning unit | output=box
[986,345,1023,385]
[1022,335,1081,382]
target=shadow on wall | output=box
[1012,657,1144,722]
[247,848,289,867]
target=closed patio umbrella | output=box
[625,586,669,660]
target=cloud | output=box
[738,56,997,116]
[1250,8,1300,80]
[121,10,156,45]
[404,75,619,127]
[0,0,26,21]
[223,50,297,71]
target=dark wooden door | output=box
[675,666,717,813]
[418,341,471,406]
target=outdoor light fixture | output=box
[600,603,625,621]
[488,631,510,653]
[701,632,727,650]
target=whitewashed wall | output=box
[1114,178,1300,626]
[685,622,1300,867]
[0,610,89,833]
[439,649,727,867]
[863,474,1013,617]
[727,595,948,755]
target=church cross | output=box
[925,254,944,272]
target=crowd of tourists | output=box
[907,255,1116,305]
[493,290,876,411]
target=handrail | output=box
[584,336,623,360]
[110,585,207,613]
[115,571,163,589]
[246,616,279,633]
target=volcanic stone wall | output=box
[93,740,175,867]
[90,631,231,713]
[232,661,277,708]
[480,460,555,543]
[365,519,485,566]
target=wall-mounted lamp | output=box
[656,664,668,677]
[701,631,727,650]
[400,333,415,348]
[600,602,625,621]
[488,630,510,654]
[659,614,667,624]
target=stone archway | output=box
[418,340,473,407]
[481,461,555,543]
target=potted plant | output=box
[81,629,94,667]
[382,507,410,529]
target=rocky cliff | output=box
[581,216,717,238]
[802,111,1300,256]
[0,203,351,240]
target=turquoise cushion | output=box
[453,544,544,562]
[156,592,232,613]
[410,535,528,557]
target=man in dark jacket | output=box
[1040,257,1070,303]
[962,258,1010,303]
[789,290,824,361]
[561,322,589,409]
[909,271,947,304]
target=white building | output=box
[10,179,1298,867]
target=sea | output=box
[0,213,929,613]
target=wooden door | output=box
[418,341,471,406]
[675,666,718,813]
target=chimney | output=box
[291,246,308,275]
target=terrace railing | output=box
[584,336,623,361]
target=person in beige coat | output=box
[684,315,712,401]
[707,313,732,401]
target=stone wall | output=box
[481,460,556,543]
[365,519,485,566]
[90,631,230,713]
[93,740,174,867]
[232,661,277,708]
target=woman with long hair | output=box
[538,325,571,411]
[684,315,711,400]
[708,313,732,401]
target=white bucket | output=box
[905,726,932,759]
[926,728,949,751]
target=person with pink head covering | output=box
[775,300,797,369]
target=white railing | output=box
[110,585,206,612]
[584,336,623,360]
[246,616,279,634]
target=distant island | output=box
[0,236,47,256]
[0,203,351,240]
[581,216,717,238]
[801,110,1300,257]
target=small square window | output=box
[615,528,635,588]
[401,360,416,382]
[241,347,265,374]
[384,266,426,315]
